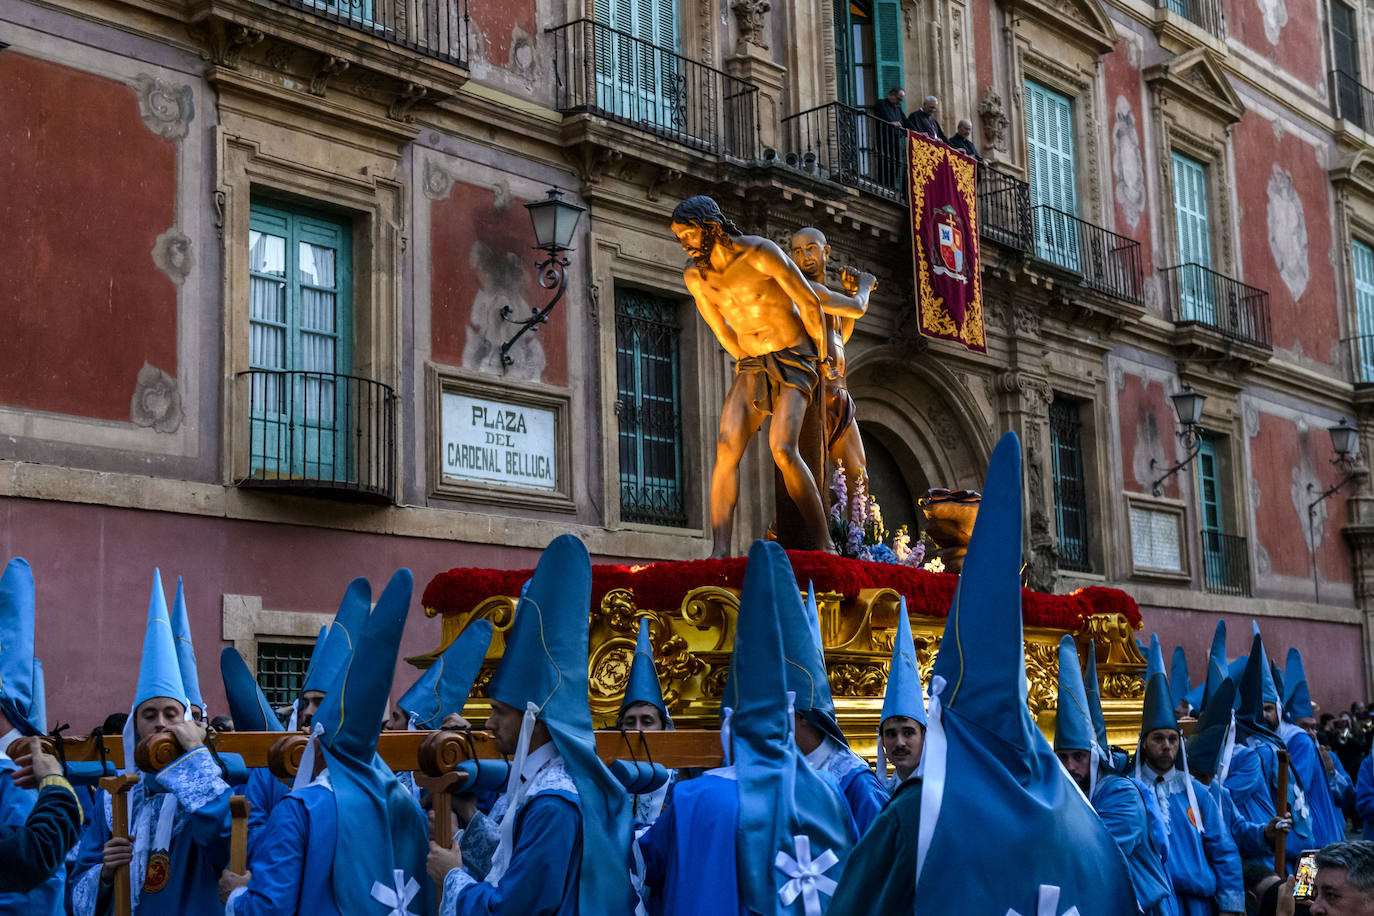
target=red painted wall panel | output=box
[1144,605,1367,708]
[1251,412,1352,582]
[1221,0,1323,87]
[0,53,178,421]
[1118,374,1179,498]
[430,181,569,386]
[1102,41,1152,273]
[1233,113,1338,363]
[471,0,537,69]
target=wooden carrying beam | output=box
[98,774,139,916]
[12,729,726,780]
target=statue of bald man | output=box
[669,197,875,557]
[790,227,874,499]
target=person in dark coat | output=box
[872,87,908,128]
[0,736,82,894]
[910,95,947,141]
[948,119,983,162]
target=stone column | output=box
[994,367,1057,591]
[724,0,789,152]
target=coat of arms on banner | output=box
[933,206,966,283]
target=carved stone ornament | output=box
[131,75,194,141]
[422,159,457,201]
[151,228,194,285]
[978,87,1010,152]
[731,0,771,50]
[130,363,183,434]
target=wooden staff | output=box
[98,774,139,916]
[229,796,251,874]
[1274,748,1290,876]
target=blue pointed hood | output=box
[396,620,494,730]
[1082,642,1111,758]
[1185,678,1236,780]
[733,540,853,916]
[1145,633,1165,682]
[916,431,1136,913]
[134,569,188,714]
[1283,648,1312,722]
[220,647,283,733]
[170,577,204,713]
[1236,630,1284,748]
[300,579,371,697]
[1170,646,1191,711]
[299,626,328,691]
[619,617,671,728]
[880,598,925,727]
[1054,636,1096,754]
[0,558,43,736]
[1139,635,1178,737]
[486,535,635,915]
[29,659,46,737]
[1201,619,1228,711]
[314,569,431,915]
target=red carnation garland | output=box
[420,550,1143,632]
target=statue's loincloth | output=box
[735,343,819,414]
[826,385,858,448]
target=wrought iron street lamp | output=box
[1307,417,1363,603]
[499,186,587,368]
[1149,384,1207,497]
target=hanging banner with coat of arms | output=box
[906,132,985,354]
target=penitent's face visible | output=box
[134,697,187,741]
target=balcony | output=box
[1331,70,1374,132]
[1030,206,1144,304]
[1151,0,1225,46]
[235,370,397,502]
[1201,530,1250,596]
[778,102,906,201]
[1161,263,1271,348]
[548,19,760,161]
[263,0,466,63]
[978,169,1033,253]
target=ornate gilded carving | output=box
[1025,642,1060,715]
[1102,673,1145,699]
[828,662,887,697]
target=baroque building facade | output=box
[1,0,1371,724]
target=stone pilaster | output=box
[724,44,788,153]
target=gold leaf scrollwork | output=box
[828,662,888,698]
[701,662,730,700]
[588,637,637,704]
[1024,643,1060,716]
[599,589,638,633]
[1101,673,1145,700]
[913,636,942,686]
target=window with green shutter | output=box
[1025,80,1079,270]
[593,0,681,129]
[836,1,903,110]
[1353,239,1374,381]
[248,201,352,481]
[1171,152,1213,323]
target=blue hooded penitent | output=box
[313,569,431,915]
[396,619,494,730]
[1053,636,1096,755]
[485,534,635,915]
[0,557,44,736]
[300,579,372,697]
[733,540,853,916]
[880,598,925,727]
[1283,648,1312,723]
[1201,619,1228,711]
[1185,679,1237,780]
[1236,630,1283,749]
[1139,636,1177,737]
[1170,645,1192,712]
[220,647,283,733]
[619,617,672,728]
[134,569,188,714]
[1082,641,1112,761]
[170,577,204,713]
[915,431,1136,914]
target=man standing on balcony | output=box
[910,95,947,142]
[948,119,983,164]
[670,196,875,557]
[872,87,908,128]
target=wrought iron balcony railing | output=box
[548,18,760,161]
[1160,263,1271,347]
[978,169,1032,253]
[264,0,467,65]
[1331,70,1374,131]
[779,102,907,201]
[1030,206,1144,304]
[236,370,397,502]
[1154,0,1224,37]
[1201,530,1250,596]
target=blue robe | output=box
[1246,739,1314,867]
[226,778,339,916]
[638,770,744,916]
[440,777,582,916]
[0,752,66,915]
[809,742,888,836]
[1356,754,1374,842]
[243,768,288,860]
[1143,768,1243,916]
[825,777,921,915]
[69,747,232,916]
[1283,730,1345,847]
[1206,781,1268,863]
[1329,753,1354,813]
[1220,746,1274,830]
[1091,773,1175,916]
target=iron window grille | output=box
[256,641,314,709]
[1049,398,1092,572]
[616,288,688,527]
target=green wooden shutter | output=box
[873,0,904,104]
[1353,239,1374,381]
[1025,80,1078,269]
[834,2,855,106]
[1197,435,1225,588]
[1171,152,1212,322]
[594,0,678,126]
